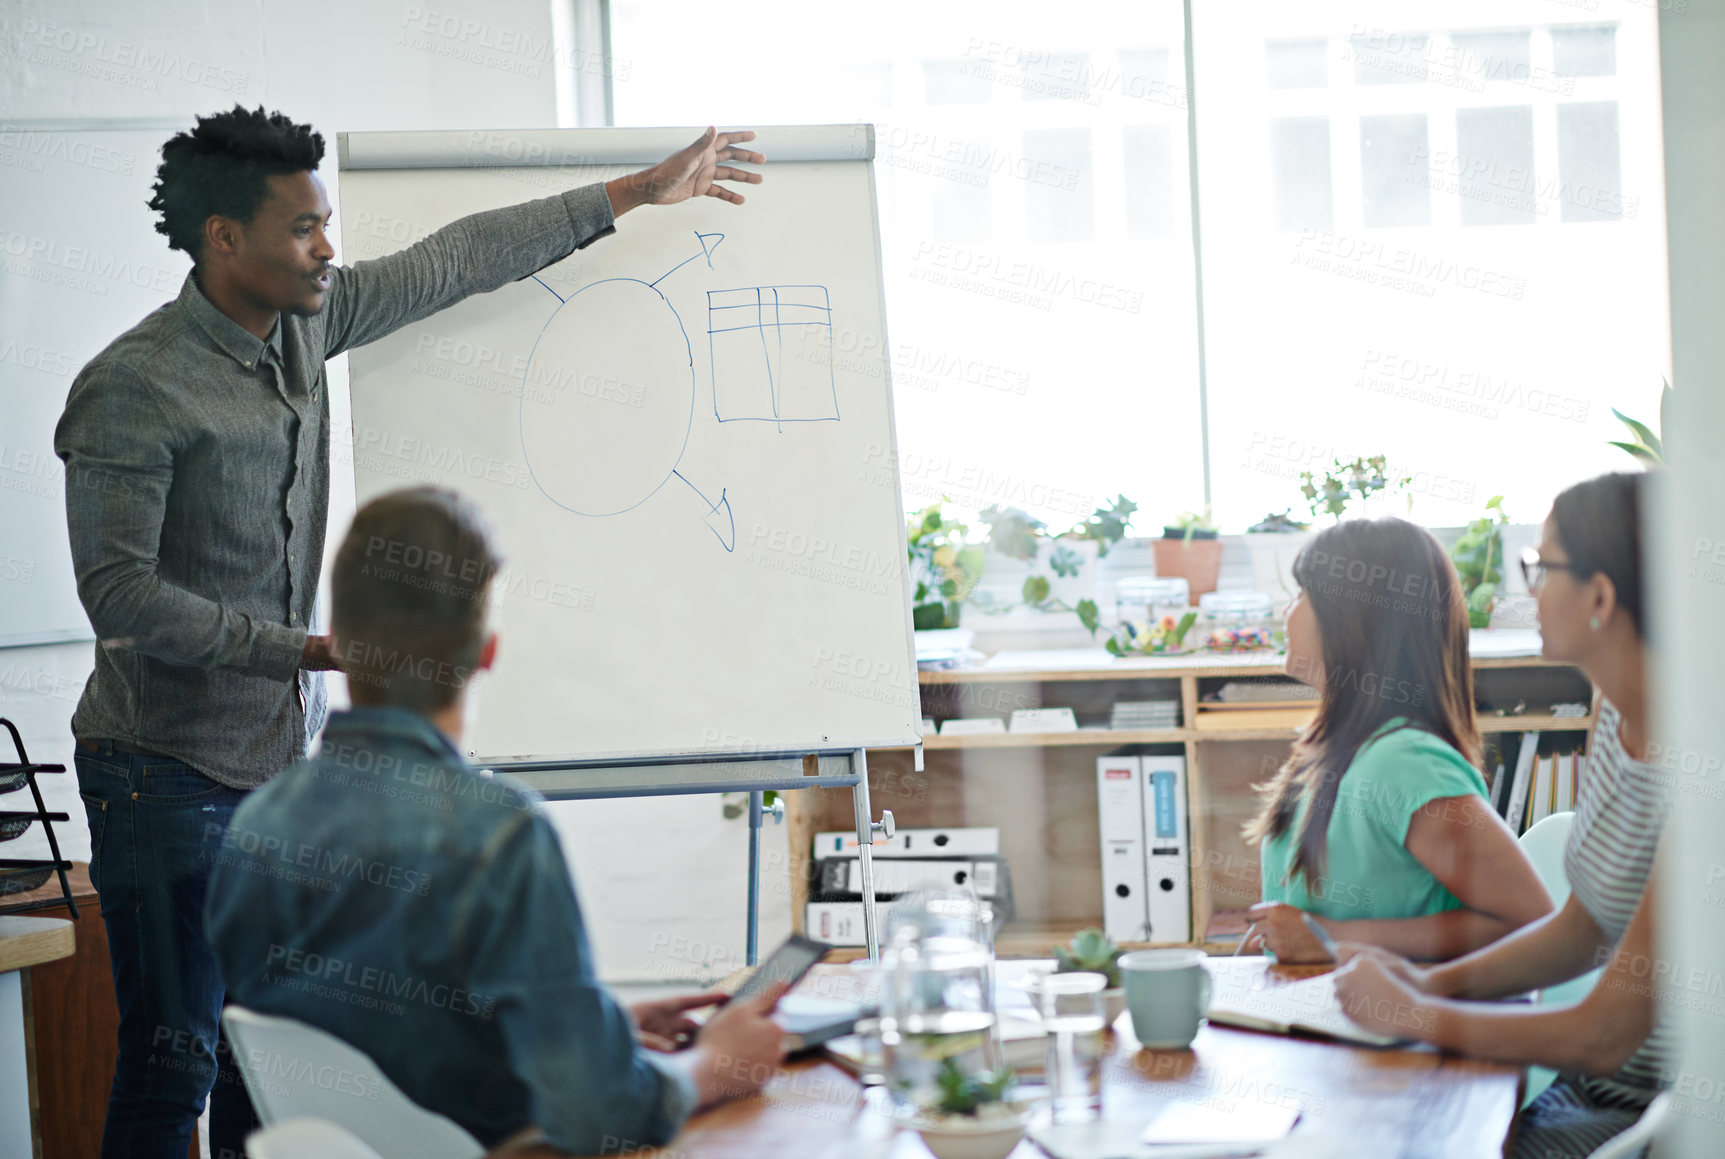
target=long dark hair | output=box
[1244,517,1480,889]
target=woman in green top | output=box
[1242,517,1553,962]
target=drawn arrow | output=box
[673,469,735,552]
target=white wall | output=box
[0,0,784,980]
[1656,1,1725,1153]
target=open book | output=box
[1207,970,1409,1048]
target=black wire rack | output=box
[0,717,78,918]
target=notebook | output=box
[1206,970,1408,1048]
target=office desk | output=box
[672,959,1521,1158]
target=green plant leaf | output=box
[1606,440,1659,463]
[1104,635,1124,657]
[913,602,948,630]
[1049,544,1083,578]
[1021,574,1051,605]
[1076,598,1100,635]
[980,506,1045,561]
[1172,609,1198,645]
[1611,409,1662,459]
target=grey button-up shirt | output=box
[55,183,616,788]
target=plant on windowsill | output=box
[907,501,984,631]
[1607,378,1670,465]
[1298,454,1410,523]
[1451,495,1510,630]
[1152,508,1223,598]
[973,495,1138,636]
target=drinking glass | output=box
[1038,972,1106,1123]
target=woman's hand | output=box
[1334,942,1434,992]
[1332,956,1439,1040]
[1244,902,1333,963]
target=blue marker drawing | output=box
[708,285,839,430]
[514,234,839,553]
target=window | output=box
[610,0,1667,532]
[1455,105,1536,226]
[611,2,1203,530]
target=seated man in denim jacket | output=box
[206,487,785,1153]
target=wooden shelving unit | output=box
[786,649,1594,956]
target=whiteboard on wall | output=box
[337,126,920,766]
[0,125,188,647]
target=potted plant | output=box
[1297,454,1409,523]
[907,502,984,630]
[975,496,1138,636]
[1451,495,1510,629]
[1152,509,1223,598]
[1245,508,1313,603]
[1052,927,1128,1026]
[911,1058,1028,1159]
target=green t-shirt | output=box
[1258,720,1489,921]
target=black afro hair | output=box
[148,105,324,263]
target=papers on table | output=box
[1206,969,1406,1048]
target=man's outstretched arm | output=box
[321,127,764,358]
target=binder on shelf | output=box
[1503,732,1540,833]
[806,902,901,946]
[1555,752,1576,816]
[1528,755,1553,829]
[811,826,1000,859]
[1141,754,1192,944]
[1095,753,1148,942]
[815,856,1004,898]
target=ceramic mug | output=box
[1120,948,1211,1049]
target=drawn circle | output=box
[519,278,694,517]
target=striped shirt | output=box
[1563,696,1673,1106]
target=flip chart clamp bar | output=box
[501,746,895,967]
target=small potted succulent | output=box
[1053,927,1128,1026]
[912,1058,1028,1159]
[1152,510,1222,598]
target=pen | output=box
[1299,911,1340,961]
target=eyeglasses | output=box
[1519,547,1593,594]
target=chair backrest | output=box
[223,1006,485,1159]
[1584,1092,1671,1159]
[1519,812,1577,909]
[1515,812,1603,1107]
[248,1117,386,1159]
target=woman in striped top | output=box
[1333,472,1669,1159]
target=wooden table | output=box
[9,862,119,1159]
[666,959,1521,1158]
[1,911,75,1159]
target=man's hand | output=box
[301,634,341,671]
[631,990,727,1052]
[606,127,764,216]
[687,985,787,1108]
[1332,956,1438,1039]
[1243,902,1332,963]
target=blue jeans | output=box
[77,743,261,1159]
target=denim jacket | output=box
[205,707,695,1150]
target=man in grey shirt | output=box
[55,105,763,1159]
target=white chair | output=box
[223,1006,484,1159]
[1517,812,1601,1106]
[1583,1091,1671,1159]
[248,1117,386,1159]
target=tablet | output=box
[732,933,830,1006]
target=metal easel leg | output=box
[851,749,880,960]
[746,790,763,967]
